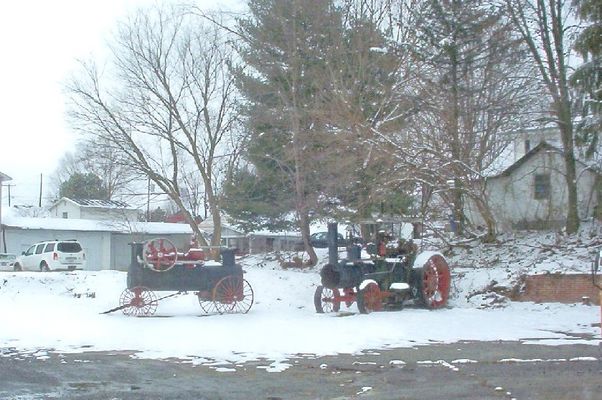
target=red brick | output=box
[516,274,601,305]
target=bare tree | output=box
[503,0,581,233]
[51,137,138,201]
[66,5,239,248]
[367,0,538,241]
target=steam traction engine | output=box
[314,223,451,314]
[105,238,254,316]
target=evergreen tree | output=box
[571,0,602,158]
[319,12,411,221]
[222,167,295,232]
[234,0,344,264]
[59,172,109,200]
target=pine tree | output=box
[571,0,602,158]
[59,173,108,200]
[234,0,344,264]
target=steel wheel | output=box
[314,285,341,313]
[143,238,177,272]
[197,291,219,314]
[357,282,383,314]
[418,254,451,309]
[119,286,158,316]
[213,276,254,314]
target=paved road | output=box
[1,341,601,400]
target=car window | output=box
[35,244,45,254]
[57,242,82,253]
[24,245,36,256]
[44,243,55,252]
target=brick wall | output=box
[516,274,601,305]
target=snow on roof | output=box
[481,144,516,177]
[487,141,601,179]
[1,214,196,235]
[52,197,138,210]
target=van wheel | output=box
[13,263,22,271]
[40,262,50,272]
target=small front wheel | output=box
[119,287,158,317]
[314,285,341,313]
[197,291,219,314]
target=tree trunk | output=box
[471,193,497,243]
[557,93,579,234]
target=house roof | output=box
[491,141,561,178]
[1,214,198,235]
[489,141,601,179]
[51,197,138,211]
[0,171,12,182]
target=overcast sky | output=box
[0,0,239,208]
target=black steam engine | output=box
[314,223,451,314]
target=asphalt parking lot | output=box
[1,340,601,400]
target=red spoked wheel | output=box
[197,290,219,314]
[357,282,383,314]
[314,286,341,313]
[213,276,254,314]
[418,254,451,309]
[119,286,158,316]
[143,238,177,272]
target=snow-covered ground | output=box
[0,229,600,372]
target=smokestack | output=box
[327,222,338,266]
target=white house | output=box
[465,141,600,231]
[49,197,140,221]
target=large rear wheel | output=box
[314,285,341,313]
[357,282,383,314]
[417,254,451,309]
[213,276,254,314]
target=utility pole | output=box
[146,177,151,222]
[38,173,43,207]
[5,184,13,207]
[1,184,13,207]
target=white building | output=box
[49,197,140,222]
[466,141,600,231]
[1,209,198,270]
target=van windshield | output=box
[57,242,82,253]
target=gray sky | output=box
[0,0,239,207]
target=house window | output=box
[62,212,68,219]
[534,174,550,199]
